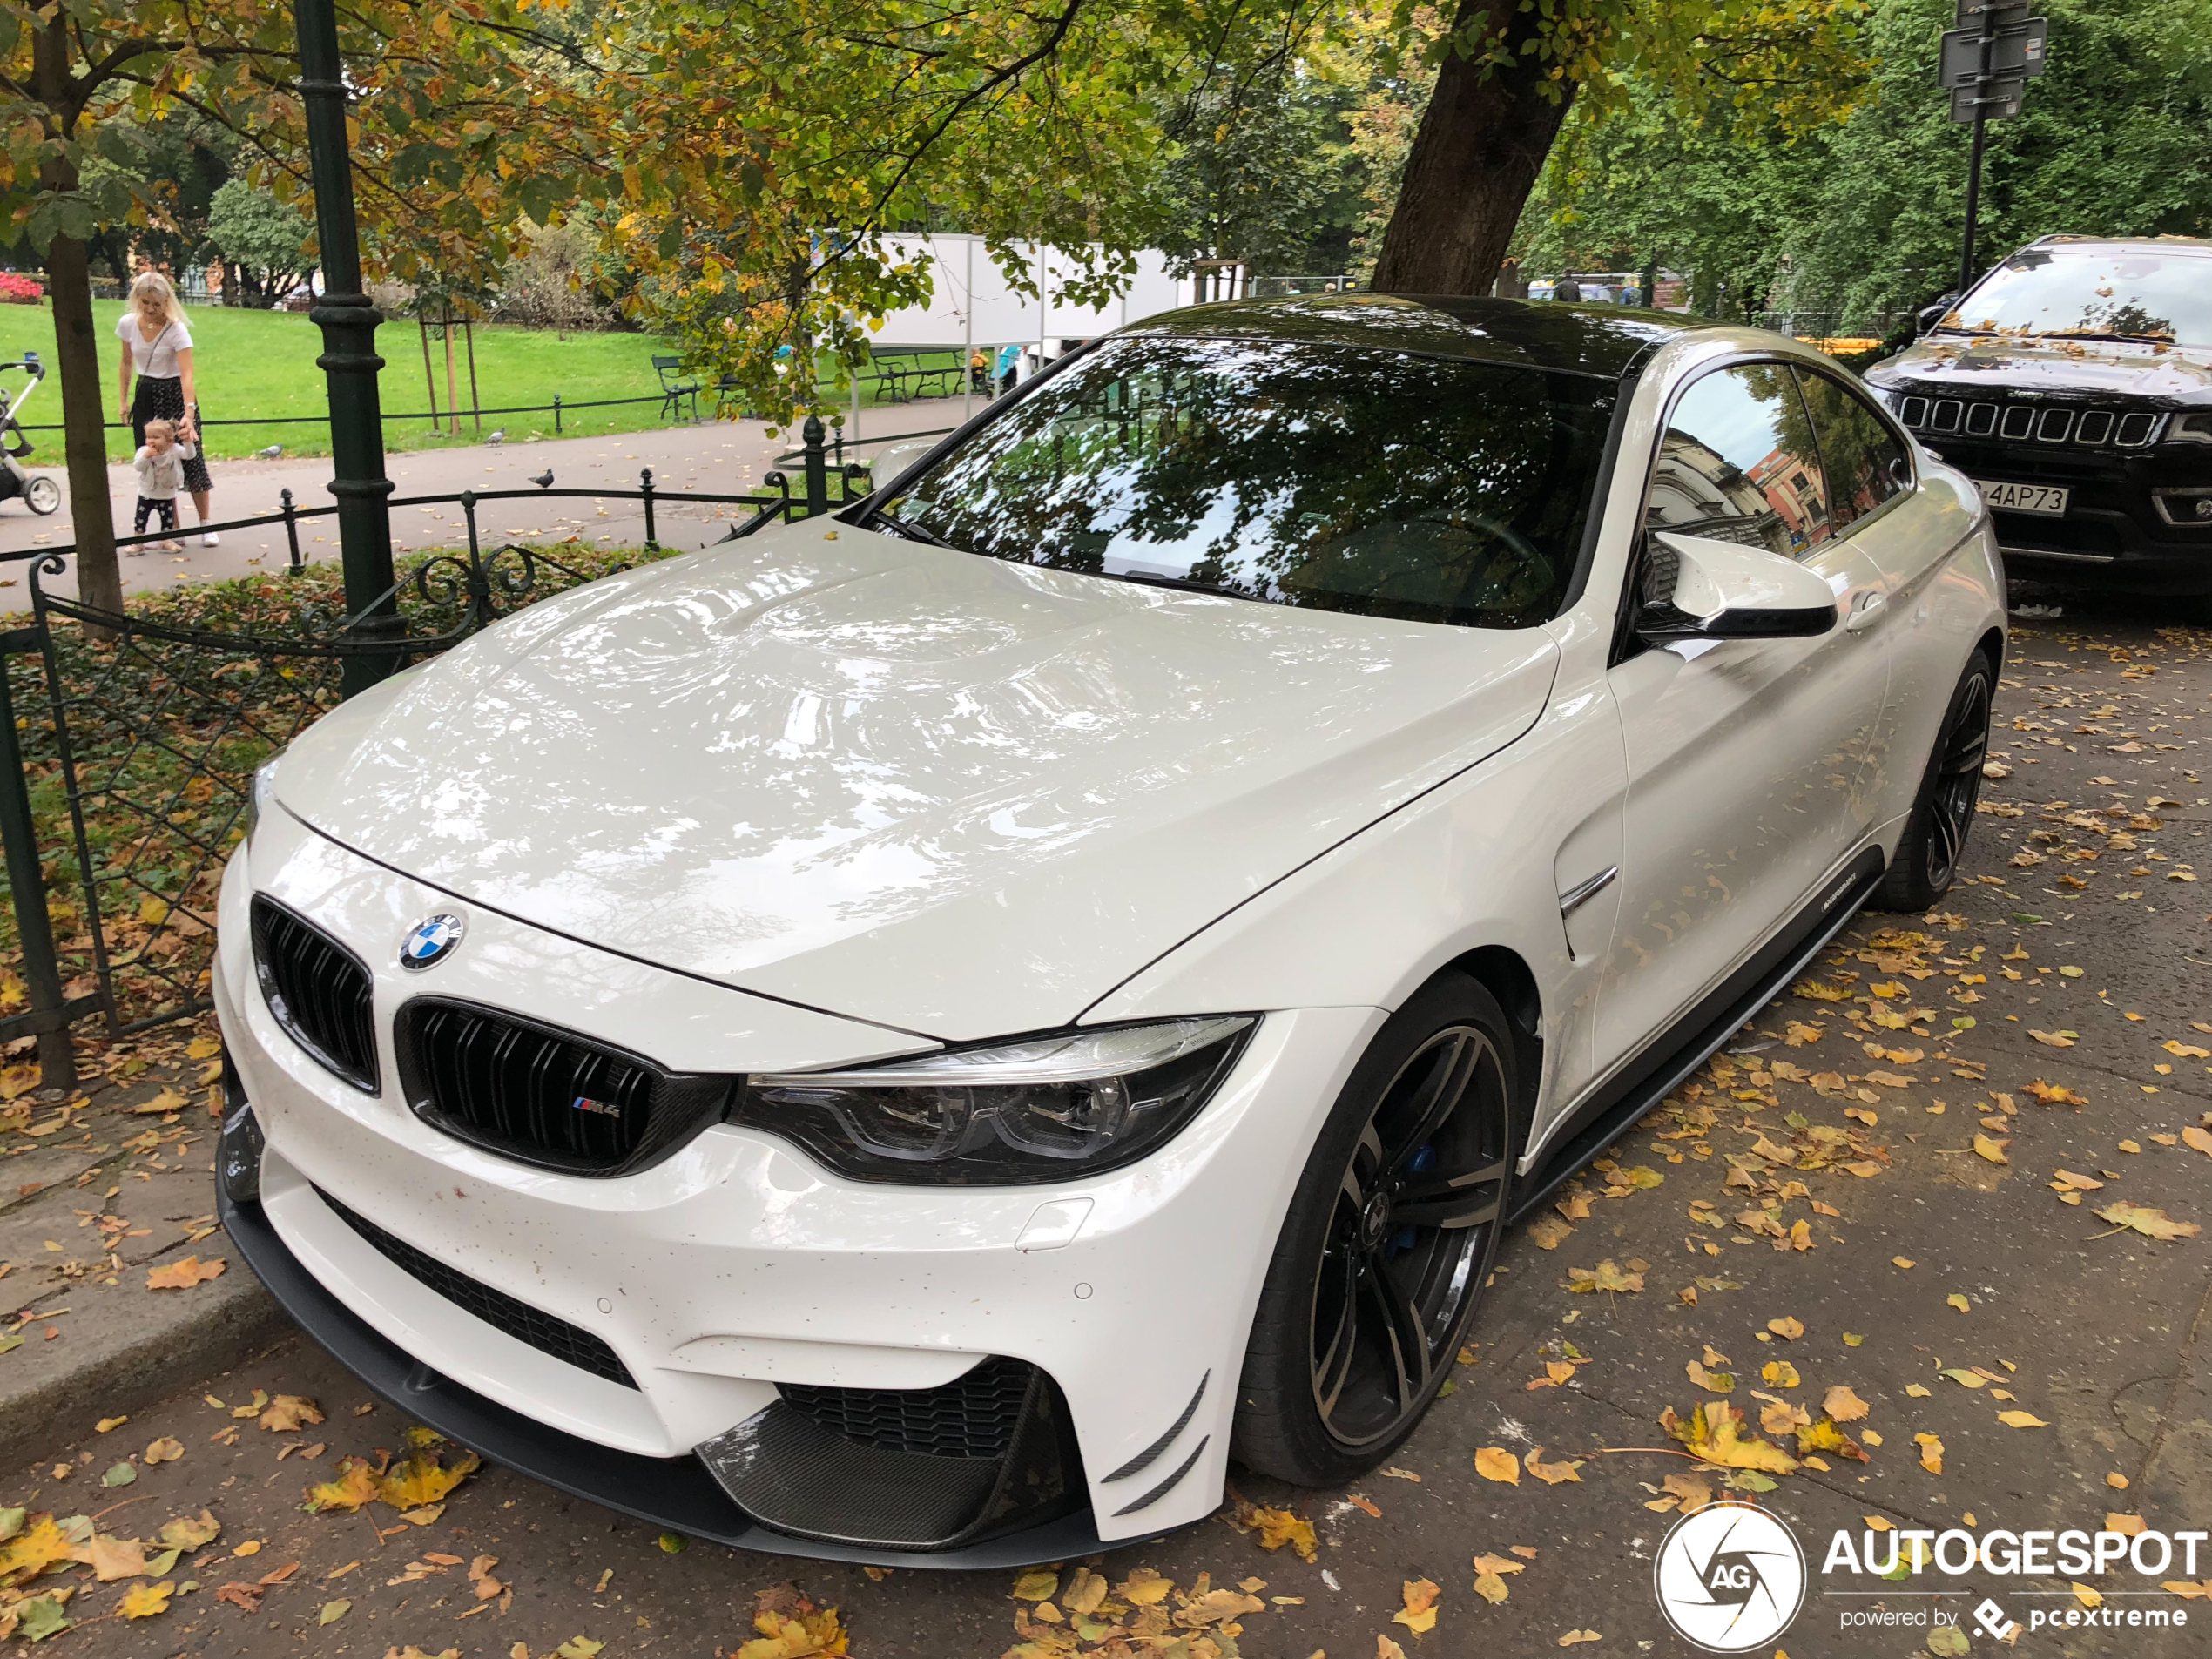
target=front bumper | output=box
[217,1177,1124,1568]
[215,813,1379,1564]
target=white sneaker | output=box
[200,529,219,547]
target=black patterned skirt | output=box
[130,375,213,496]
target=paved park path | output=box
[0,396,967,605]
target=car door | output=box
[1592,361,1895,1072]
[1793,365,1983,808]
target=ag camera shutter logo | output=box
[1653,1502,1807,1652]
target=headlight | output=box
[245,757,280,851]
[735,1015,1257,1184]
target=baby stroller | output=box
[0,352,63,516]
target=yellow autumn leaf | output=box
[1661,1400,1797,1474]
[1767,1317,1804,1340]
[736,1605,848,1659]
[145,1255,226,1290]
[1796,1416,1869,1463]
[1973,1134,2011,1164]
[1228,1501,1318,1561]
[1824,1386,1870,1422]
[144,1437,184,1464]
[1115,1568,1173,1606]
[2094,1202,2202,1240]
[1062,1568,1108,1617]
[1761,1360,1800,1389]
[303,1457,381,1514]
[1525,1447,1583,1485]
[379,1449,482,1510]
[1998,1411,2048,1428]
[1473,1569,1510,1604]
[1474,1447,1521,1485]
[0,1517,75,1587]
[1946,1294,1971,1312]
[260,1395,325,1433]
[156,1510,219,1550]
[2072,1582,2103,1608]
[118,1581,173,1619]
[1472,1553,1527,1578]
[84,1534,148,1580]
[1567,1259,1643,1293]
[1393,1578,1440,1635]
[1915,1432,1945,1474]
[1687,1360,1735,1393]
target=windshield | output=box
[872,335,1617,631]
[1942,248,2212,346]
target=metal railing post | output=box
[554,393,563,435]
[802,416,828,519]
[0,637,74,1089]
[641,469,658,550]
[281,488,304,576]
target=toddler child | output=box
[132,418,198,553]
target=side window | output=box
[1795,368,1909,532]
[1645,364,1831,559]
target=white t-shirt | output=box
[116,314,193,380]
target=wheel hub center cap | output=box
[1360,1190,1393,1249]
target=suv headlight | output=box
[736,1015,1257,1184]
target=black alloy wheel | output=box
[1877,651,1996,912]
[1309,1025,1510,1449]
[1233,974,1520,1485]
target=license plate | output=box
[1979,479,2068,517]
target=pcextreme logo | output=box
[1654,1502,1808,1652]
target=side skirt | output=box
[1507,847,1884,1225]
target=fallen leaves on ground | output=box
[1797,1417,1870,1463]
[738,1585,848,1659]
[2093,1201,2202,1241]
[1662,1400,1798,1474]
[260,1395,324,1433]
[1558,1630,1602,1646]
[1525,1447,1583,1485]
[1226,1500,1318,1562]
[1973,1134,2011,1164]
[1393,1579,1440,1635]
[1998,1411,2049,1428]
[1767,1317,1804,1340]
[1686,1360,1735,1393]
[1525,1215,1575,1250]
[1915,1433,1945,1474]
[144,1436,184,1464]
[1567,1259,1644,1294]
[1824,1386,1870,1422]
[1474,1447,1521,1485]
[118,1581,172,1618]
[145,1254,226,1290]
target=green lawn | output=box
[0,299,968,463]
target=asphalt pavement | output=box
[6,594,2212,1658]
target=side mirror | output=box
[1915,295,1959,336]
[864,437,938,496]
[1636,531,1838,643]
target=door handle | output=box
[1844,591,1887,633]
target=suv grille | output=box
[250,896,377,1091]
[314,1184,637,1388]
[781,1357,1038,1460]
[395,998,730,1175]
[1896,394,2162,449]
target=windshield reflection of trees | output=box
[896,338,1615,630]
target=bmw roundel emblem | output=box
[400,913,465,972]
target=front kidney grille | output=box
[251,895,378,1092]
[395,998,730,1176]
[780,1357,1039,1460]
[314,1184,637,1388]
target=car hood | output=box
[277,523,1559,1039]
[1870,334,2212,404]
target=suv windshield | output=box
[870,334,1617,631]
[1942,248,2212,346]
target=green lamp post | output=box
[295,0,401,696]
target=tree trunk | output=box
[31,13,123,616]
[1370,0,1580,297]
[44,236,123,614]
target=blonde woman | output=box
[114,271,218,545]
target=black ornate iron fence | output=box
[0,421,879,1090]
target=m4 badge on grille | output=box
[399,913,464,972]
[572,1096,622,1118]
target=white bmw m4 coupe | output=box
[216,294,2004,1566]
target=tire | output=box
[1231,972,1521,1486]
[1874,650,1995,913]
[24,475,59,516]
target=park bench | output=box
[654,354,702,422]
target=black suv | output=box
[1865,236,2212,597]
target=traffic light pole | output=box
[296,0,402,697]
